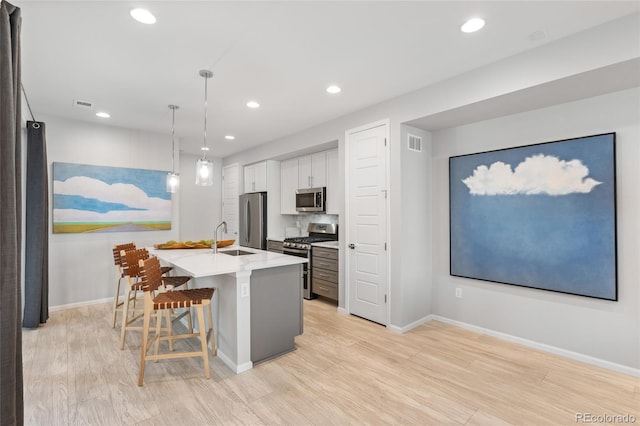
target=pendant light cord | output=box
[199,69,213,160]
[171,106,176,172]
[202,75,208,158]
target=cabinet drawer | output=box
[312,278,337,300]
[312,268,337,283]
[267,240,283,253]
[312,246,338,260]
[311,256,337,272]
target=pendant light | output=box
[166,104,180,193]
[196,69,214,186]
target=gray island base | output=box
[151,247,306,373]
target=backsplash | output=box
[283,214,338,236]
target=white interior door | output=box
[347,123,388,325]
[222,163,240,239]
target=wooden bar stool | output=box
[119,248,190,350]
[137,256,216,386]
[111,242,136,328]
[112,243,175,328]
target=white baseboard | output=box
[50,297,112,312]
[216,350,252,374]
[336,307,348,315]
[430,315,640,378]
[388,314,434,334]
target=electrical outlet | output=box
[455,287,462,298]
[240,283,249,298]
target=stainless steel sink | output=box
[219,249,254,256]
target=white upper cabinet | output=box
[280,158,299,214]
[298,152,327,189]
[244,161,268,193]
[325,149,339,215]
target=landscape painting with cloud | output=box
[52,162,171,233]
[449,133,617,300]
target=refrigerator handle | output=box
[247,199,251,243]
[244,198,249,245]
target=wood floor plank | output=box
[22,298,639,425]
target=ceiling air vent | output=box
[408,134,422,152]
[73,99,94,110]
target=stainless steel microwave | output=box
[296,187,326,212]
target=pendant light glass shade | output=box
[166,104,180,193]
[195,158,214,186]
[196,69,214,186]
[166,172,180,193]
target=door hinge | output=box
[384,138,387,146]
[384,242,387,251]
[384,294,387,303]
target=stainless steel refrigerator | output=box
[239,192,267,250]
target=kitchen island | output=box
[150,246,307,374]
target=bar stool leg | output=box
[120,289,133,350]
[112,274,123,328]
[196,304,211,379]
[138,298,152,387]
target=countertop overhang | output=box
[149,245,307,278]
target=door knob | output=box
[348,243,355,249]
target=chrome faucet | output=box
[213,220,228,254]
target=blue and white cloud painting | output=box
[53,162,171,233]
[449,134,616,300]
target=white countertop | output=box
[149,245,307,278]
[267,236,285,242]
[311,241,339,249]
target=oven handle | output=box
[283,248,308,257]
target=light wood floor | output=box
[23,298,638,425]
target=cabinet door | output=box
[254,161,268,192]
[298,155,312,188]
[243,165,255,193]
[311,152,327,187]
[325,149,339,214]
[280,158,298,214]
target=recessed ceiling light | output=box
[246,101,260,109]
[326,85,341,94]
[96,112,110,118]
[130,8,156,25]
[461,18,485,33]
[225,135,235,140]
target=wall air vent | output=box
[408,134,422,152]
[73,99,94,110]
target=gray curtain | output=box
[0,1,24,425]
[23,121,48,328]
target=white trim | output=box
[387,314,434,334]
[336,307,348,315]
[344,119,391,326]
[216,349,253,374]
[50,297,112,312]
[431,315,640,378]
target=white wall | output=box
[396,125,432,328]
[178,152,222,242]
[431,88,640,370]
[43,115,221,307]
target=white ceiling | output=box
[19,1,640,158]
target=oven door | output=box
[282,248,314,299]
[296,187,325,212]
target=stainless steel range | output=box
[283,223,338,299]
